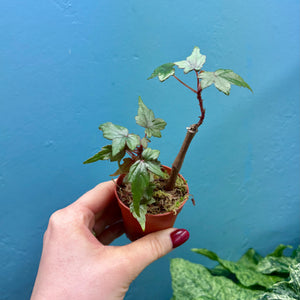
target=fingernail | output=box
[170,229,190,249]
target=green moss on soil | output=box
[117,173,188,215]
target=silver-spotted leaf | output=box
[142,148,166,178]
[110,158,134,176]
[199,69,252,95]
[140,137,149,148]
[126,134,140,150]
[175,46,206,74]
[192,248,283,289]
[268,244,293,258]
[258,263,300,300]
[130,203,147,231]
[83,145,125,164]
[99,122,140,156]
[170,258,263,300]
[291,246,300,263]
[148,63,175,82]
[142,147,160,160]
[238,248,264,267]
[135,97,166,138]
[257,256,296,274]
[127,160,150,216]
[99,122,128,140]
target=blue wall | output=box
[0,1,299,299]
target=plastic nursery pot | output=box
[114,165,189,241]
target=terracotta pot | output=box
[114,166,189,241]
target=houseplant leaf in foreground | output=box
[256,245,299,275]
[259,263,300,300]
[170,258,262,300]
[170,245,299,300]
[199,69,253,95]
[192,248,283,289]
[257,256,296,275]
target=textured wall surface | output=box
[0,1,299,299]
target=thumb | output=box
[120,228,189,279]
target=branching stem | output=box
[165,73,206,191]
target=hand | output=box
[31,181,189,300]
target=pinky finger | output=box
[97,221,125,245]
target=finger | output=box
[97,221,125,245]
[119,228,189,279]
[75,181,117,214]
[94,195,122,222]
[93,210,122,237]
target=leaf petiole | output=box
[173,75,197,94]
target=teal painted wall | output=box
[0,1,299,299]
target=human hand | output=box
[31,181,189,300]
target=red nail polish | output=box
[170,229,190,249]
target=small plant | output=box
[84,47,252,231]
[84,97,169,229]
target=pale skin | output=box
[31,181,189,300]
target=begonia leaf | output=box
[148,63,175,82]
[199,69,252,95]
[135,97,166,138]
[175,46,206,74]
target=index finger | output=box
[75,180,117,214]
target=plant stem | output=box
[165,125,198,190]
[165,83,205,191]
[173,75,197,94]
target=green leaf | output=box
[258,263,300,300]
[257,256,296,274]
[148,63,175,82]
[210,264,233,278]
[130,203,147,231]
[127,160,150,216]
[83,146,112,164]
[99,122,140,156]
[146,161,166,178]
[135,97,167,138]
[129,182,156,230]
[141,148,166,178]
[110,158,134,176]
[170,258,263,300]
[199,69,252,95]
[174,46,206,74]
[238,248,264,267]
[192,248,283,289]
[142,182,156,204]
[99,122,129,140]
[268,245,293,258]
[291,246,300,263]
[126,134,140,150]
[256,245,296,274]
[83,145,125,164]
[111,137,127,157]
[140,137,149,148]
[192,248,219,260]
[142,147,160,160]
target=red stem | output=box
[173,75,197,94]
[195,70,200,91]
